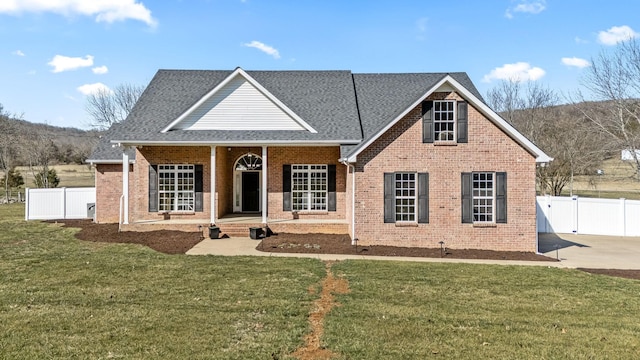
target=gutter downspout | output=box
[341,160,357,244]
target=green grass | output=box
[2,203,640,359]
[0,203,325,359]
[327,261,640,359]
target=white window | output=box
[292,165,327,211]
[158,165,195,212]
[434,100,455,141]
[472,172,494,222]
[395,173,416,222]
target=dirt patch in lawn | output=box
[49,219,203,255]
[258,232,557,262]
[292,261,349,360]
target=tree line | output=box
[0,105,100,197]
[0,83,142,198]
[487,38,640,196]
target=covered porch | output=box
[121,214,349,238]
[117,144,349,234]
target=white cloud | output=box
[12,50,25,56]
[505,0,546,19]
[92,65,109,74]
[483,62,546,82]
[48,54,94,73]
[416,17,428,33]
[243,40,280,59]
[416,17,428,40]
[598,25,639,45]
[574,36,588,44]
[77,82,112,96]
[0,0,157,27]
[561,57,590,68]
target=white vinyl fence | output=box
[537,195,640,237]
[25,187,96,220]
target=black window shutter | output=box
[461,172,472,223]
[195,165,203,212]
[495,172,507,223]
[422,101,434,143]
[283,165,291,211]
[327,164,336,211]
[149,165,158,212]
[418,173,429,223]
[457,101,468,143]
[384,173,395,223]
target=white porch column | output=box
[211,146,216,224]
[122,148,129,225]
[262,145,267,224]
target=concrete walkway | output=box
[187,233,640,269]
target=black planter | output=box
[209,226,220,239]
[249,227,264,240]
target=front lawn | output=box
[0,203,324,359]
[2,203,640,359]
[327,261,640,359]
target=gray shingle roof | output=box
[88,69,483,162]
[353,72,482,140]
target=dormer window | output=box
[422,98,468,144]
[433,100,456,142]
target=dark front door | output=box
[242,172,260,212]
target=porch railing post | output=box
[122,148,129,225]
[211,146,216,224]
[262,145,267,225]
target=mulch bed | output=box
[257,233,557,262]
[45,220,640,280]
[49,219,203,255]
[578,268,640,280]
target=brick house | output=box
[87,68,551,252]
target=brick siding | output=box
[94,91,538,251]
[354,91,538,251]
[95,163,132,223]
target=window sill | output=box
[395,222,418,227]
[473,223,497,228]
[434,141,458,146]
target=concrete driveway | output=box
[538,233,640,269]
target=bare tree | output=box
[487,81,605,195]
[86,83,144,130]
[574,38,640,179]
[0,104,22,200]
[24,131,58,188]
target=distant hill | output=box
[0,116,101,165]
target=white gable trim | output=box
[345,75,552,163]
[161,67,317,133]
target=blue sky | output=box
[0,0,638,129]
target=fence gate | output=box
[25,187,96,220]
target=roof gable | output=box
[162,68,316,133]
[346,74,552,163]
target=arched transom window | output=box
[235,153,262,171]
